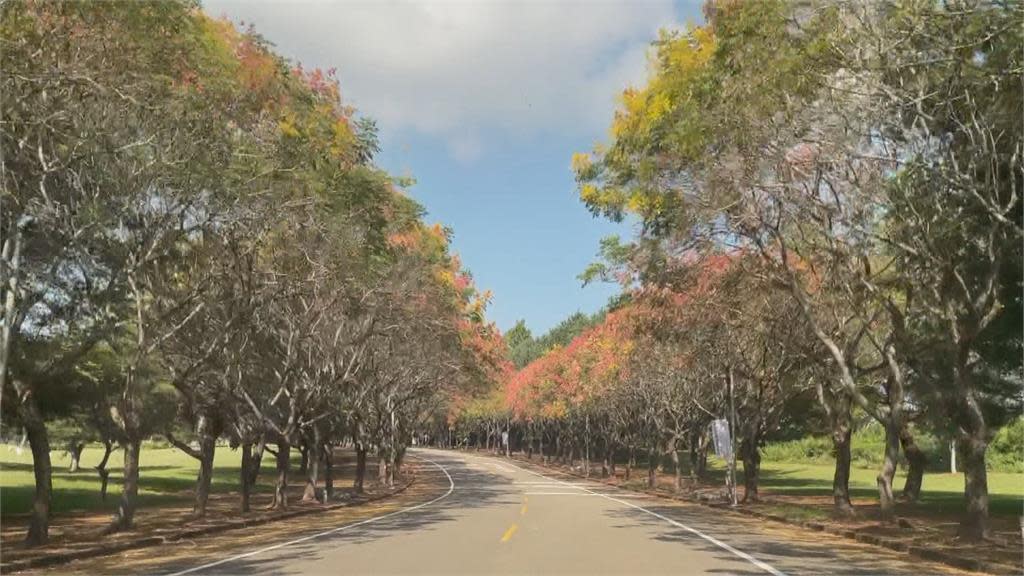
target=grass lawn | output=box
[0,442,299,517]
[756,460,1024,517]
[621,454,1023,519]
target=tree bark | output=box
[193,415,219,517]
[269,440,289,510]
[959,430,990,540]
[740,434,761,503]
[602,445,611,478]
[647,447,657,488]
[670,447,682,492]
[0,223,25,415]
[323,444,334,500]
[899,424,926,502]
[877,422,899,520]
[14,380,51,546]
[302,428,322,502]
[354,444,367,493]
[240,442,252,513]
[952,347,991,540]
[96,439,114,502]
[107,437,142,533]
[832,424,854,515]
[377,453,387,485]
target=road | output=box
[106,448,965,576]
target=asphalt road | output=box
[151,448,964,576]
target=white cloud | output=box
[203,0,698,161]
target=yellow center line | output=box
[500,523,518,543]
[521,495,528,516]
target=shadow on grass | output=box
[1,450,324,517]
[753,468,1022,517]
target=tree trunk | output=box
[395,445,406,481]
[958,426,991,540]
[832,424,854,515]
[354,444,367,493]
[626,446,634,480]
[193,415,218,518]
[0,223,25,416]
[670,448,682,492]
[740,436,761,503]
[248,437,265,488]
[95,439,115,502]
[302,429,322,502]
[107,437,142,533]
[377,454,387,485]
[323,444,334,500]
[240,442,252,513]
[15,380,51,546]
[899,424,926,502]
[647,448,657,489]
[876,422,899,521]
[69,442,85,473]
[689,430,700,481]
[583,416,590,477]
[269,440,289,510]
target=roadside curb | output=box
[0,475,416,574]
[491,452,1019,576]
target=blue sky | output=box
[204,0,705,335]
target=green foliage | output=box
[990,417,1024,473]
[505,311,608,369]
[763,421,1023,473]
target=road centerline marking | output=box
[501,523,519,542]
[484,454,787,576]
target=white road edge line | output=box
[479,454,787,576]
[167,453,455,576]
[523,492,650,497]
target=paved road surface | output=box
[138,448,965,575]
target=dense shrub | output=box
[762,421,1023,473]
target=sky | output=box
[203,0,706,336]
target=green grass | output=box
[0,443,300,517]
[709,456,1024,517]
